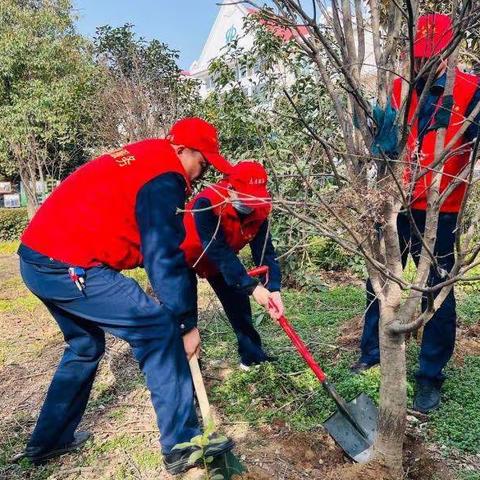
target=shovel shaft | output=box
[247,266,327,382]
[247,266,373,445]
[276,314,327,383]
[247,265,269,277]
[275,309,372,440]
[189,355,213,426]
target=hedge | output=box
[0,208,29,241]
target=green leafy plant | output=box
[172,419,227,480]
[0,208,28,241]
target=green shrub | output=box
[0,208,28,241]
[308,236,364,274]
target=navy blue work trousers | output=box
[208,274,269,366]
[19,257,200,454]
[360,210,457,385]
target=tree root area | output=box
[230,427,455,480]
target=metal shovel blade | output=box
[323,393,378,463]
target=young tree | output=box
[198,17,342,281]
[0,0,101,217]
[217,1,480,477]
[92,24,200,146]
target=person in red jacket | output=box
[17,118,240,475]
[351,14,480,413]
[182,161,284,369]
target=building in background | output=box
[188,3,259,98]
[188,3,376,98]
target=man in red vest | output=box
[182,161,284,369]
[351,14,480,413]
[17,118,239,475]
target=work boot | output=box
[350,358,379,375]
[163,434,235,475]
[413,381,441,413]
[23,431,92,465]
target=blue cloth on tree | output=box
[371,101,399,157]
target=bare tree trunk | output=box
[22,173,39,220]
[375,298,406,478]
[12,141,39,220]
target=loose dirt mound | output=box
[231,421,347,479]
[323,438,455,480]
[453,322,480,365]
[403,434,454,480]
[234,468,272,480]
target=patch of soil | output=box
[318,269,364,288]
[230,421,347,479]
[337,314,363,351]
[325,461,393,480]
[234,468,272,480]
[0,255,20,281]
[403,434,454,480]
[453,322,480,365]
[322,435,455,480]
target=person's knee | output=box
[70,334,106,361]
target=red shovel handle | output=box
[247,266,327,384]
[247,265,269,286]
[247,265,269,278]
[270,301,327,384]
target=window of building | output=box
[239,64,247,79]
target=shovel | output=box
[248,266,378,463]
[189,355,247,478]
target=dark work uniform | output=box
[360,73,480,386]
[19,173,200,454]
[194,196,281,366]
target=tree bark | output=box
[374,295,406,479]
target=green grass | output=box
[124,268,150,290]
[1,245,479,476]
[83,433,162,473]
[0,293,41,314]
[0,240,20,255]
[457,472,480,480]
[0,413,55,480]
[429,356,480,454]
[208,283,480,451]
[208,286,377,430]
[457,293,480,326]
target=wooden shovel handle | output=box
[189,354,213,426]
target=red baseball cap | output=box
[168,117,232,173]
[228,161,270,204]
[414,14,453,58]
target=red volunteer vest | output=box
[181,180,271,278]
[22,139,190,270]
[392,69,479,212]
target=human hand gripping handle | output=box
[182,327,201,360]
[269,291,284,319]
[247,266,325,382]
[248,266,284,320]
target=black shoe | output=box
[413,382,441,414]
[163,435,235,475]
[350,359,379,375]
[240,354,277,370]
[23,431,92,465]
